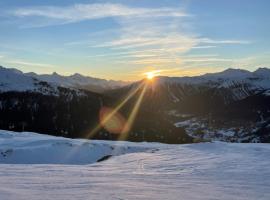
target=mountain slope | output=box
[1,65,270,143]
[0,66,192,144]
[108,68,270,142]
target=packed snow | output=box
[0,130,269,200]
[0,130,148,164]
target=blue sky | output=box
[0,0,269,80]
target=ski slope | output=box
[0,130,269,200]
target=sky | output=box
[0,0,269,80]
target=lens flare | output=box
[99,107,127,134]
[119,83,147,140]
[85,82,144,139]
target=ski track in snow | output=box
[0,130,269,200]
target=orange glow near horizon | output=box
[144,70,160,80]
[146,72,155,80]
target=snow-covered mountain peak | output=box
[0,66,24,75]
[254,67,270,78]
[0,66,131,93]
[70,73,84,78]
[0,66,79,95]
[52,72,61,76]
[151,67,270,89]
[203,68,252,79]
[28,71,130,90]
[0,66,39,92]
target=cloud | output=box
[183,58,232,63]
[6,60,54,68]
[93,35,197,50]
[10,3,189,26]
[6,3,254,77]
[85,13,250,68]
[200,38,251,44]
[191,45,217,49]
[88,14,199,66]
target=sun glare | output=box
[144,69,162,80]
[145,71,156,80]
[147,72,154,80]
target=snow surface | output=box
[0,130,148,164]
[0,130,270,200]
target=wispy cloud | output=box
[93,35,197,50]
[5,60,54,68]
[200,38,251,45]
[5,2,255,79]
[126,58,182,65]
[183,58,232,63]
[9,3,188,26]
[88,14,199,66]
[85,13,250,68]
[191,45,217,49]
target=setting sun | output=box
[146,72,155,80]
[144,70,160,80]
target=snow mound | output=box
[0,130,150,164]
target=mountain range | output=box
[0,65,270,143]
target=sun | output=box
[143,70,161,80]
[146,72,155,80]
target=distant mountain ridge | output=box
[1,65,270,94]
[0,65,270,143]
[26,71,129,92]
[0,66,130,94]
[153,67,270,89]
[108,67,270,142]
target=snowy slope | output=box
[0,130,149,164]
[0,130,270,200]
